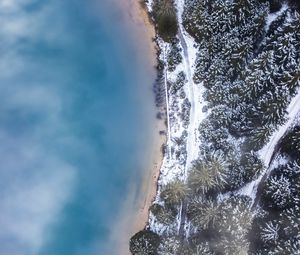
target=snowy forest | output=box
[130,0,300,254]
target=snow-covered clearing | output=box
[175,0,208,236]
[176,0,205,177]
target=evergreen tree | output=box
[130,230,161,255]
[262,174,293,209]
[260,221,280,244]
[191,242,215,255]
[152,0,178,42]
[187,198,219,229]
[160,179,188,205]
[157,236,181,255]
[281,126,300,158]
[245,124,274,151]
[150,203,177,225]
[215,196,253,255]
[279,205,300,237]
[188,151,227,194]
[272,238,300,254]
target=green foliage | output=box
[160,179,188,205]
[130,230,160,255]
[150,203,177,225]
[130,1,300,254]
[152,0,178,42]
[215,196,253,254]
[281,126,300,158]
[157,236,181,255]
[188,152,227,194]
[187,198,219,229]
[167,40,183,72]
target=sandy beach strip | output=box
[122,0,165,233]
[114,120,166,255]
[110,1,166,254]
[117,0,164,235]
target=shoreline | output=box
[132,118,166,233]
[123,0,165,234]
[119,0,165,234]
[112,1,165,254]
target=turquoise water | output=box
[0,1,155,254]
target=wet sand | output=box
[108,1,166,255]
[114,119,166,255]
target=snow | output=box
[146,0,299,237]
[265,3,288,32]
[237,179,260,201]
[236,88,300,205]
[145,0,154,12]
[176,0,206,177]
[260,89,300,167]
[163,42,172,160]
[146,0,209,233]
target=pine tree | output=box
[262,174,293,209]
[160,179,188,205]
[240,152,264,181]
[150,203,177,225]
[273,238,300,254]
[218,196,253,236]
[256,89,288,125]
[281,126,300,158]
[280,67,300,93]
[240,50,277,100]
[260,221,280,244]
[152,0,178,42]
[192,242,215,255]
[157,236,181,255]
[188,151,227,194]
[130,230,161,255]
[167,40,183,72]
[215,196,253,255]
[279,205,300,237]
[187,198,219,229]
[182,0,211,43]
[218,237,249,255]
[245,124,274,151]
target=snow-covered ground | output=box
[146,0,300,236]
[176,0,205,177]
[145,0,154,12]
[265,3,288,32]
[147,0,208,233]
[237,88,300,205]
[260,90,300,166]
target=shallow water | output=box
[0,1,156,254]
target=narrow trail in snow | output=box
[177,5,196,178]
[163,44,172,160]
[244,89,300,209]
[176,0,198,236]
[261,91,300,167]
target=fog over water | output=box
[0,0,156,254]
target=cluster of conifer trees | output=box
[130,0,300,254]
